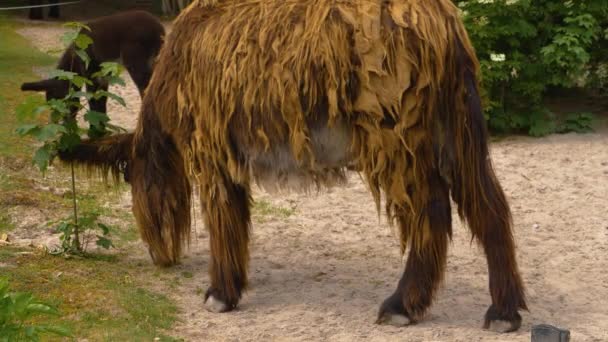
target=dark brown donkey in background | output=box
[28,1,60,20]
[21,10,165,115]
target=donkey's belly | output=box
[244,120,353,192]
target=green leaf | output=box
[47,99,72,115]
[86,116,109,138]
[60,30,78,47]
[58,132,82,151]
[100,62,123,76]
[96,236,114,249]
[84,110,110,128]
[48,69,77,81]
[15,96,48,122]
[74,49,91,68]
[33,145,53,172]
[74,33,93,50]
[107,76,126,87]
[79,211,100,229]
[71,75,92,88]
[98,223,110,235]
[15,124,40,137]
[63,22,91,32]
[38,325,72,337]
[94,90,126,107]
[26,303,59,316]
[34,124,67,142]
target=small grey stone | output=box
[531,324,570,342]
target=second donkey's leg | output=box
[48,0,60,18]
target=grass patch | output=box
[252,199,295,219]
[0,246,181,341]
[0,17,55,158]
[0,211,15,233]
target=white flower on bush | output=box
[511,68,519,78]
[490,53,506,62]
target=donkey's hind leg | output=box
[452,162,527,332]
[377,170,452,326]
[201,173,252,313]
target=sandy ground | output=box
[11,22,608,342]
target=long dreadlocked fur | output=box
[61,0,527,330]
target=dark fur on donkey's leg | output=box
[377,170,452,326]
[448,42,528,332]
[202,173,252,313]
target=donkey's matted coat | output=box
[61,0,528,331]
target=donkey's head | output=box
[21,78,71,102]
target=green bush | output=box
[456,0,608,136]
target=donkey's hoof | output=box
[376,293,413,327]
[482,304,522,333]
[204,288,237,313]
[376,312,411,326]
[204,294,229,313]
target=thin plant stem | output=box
[71,162,80,251]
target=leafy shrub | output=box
[0,278,71,341]
[15,22,124,254]
[456,0,608,136]
[49,210,116,255]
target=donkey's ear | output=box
[20,79,56,92]
[58,133,134,184]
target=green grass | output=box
[0,212,15,233]
[252,199,295,219]
[0,17,55,158]
[0,247,181,341]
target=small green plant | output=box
[49,210,115,255]
[0,277,71,341]
[15,22,125,255]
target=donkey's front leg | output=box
[201,174,252,313]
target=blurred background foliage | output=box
[455,0,608,135]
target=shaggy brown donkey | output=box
[21,10,165,115]
[59,0,527,332]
